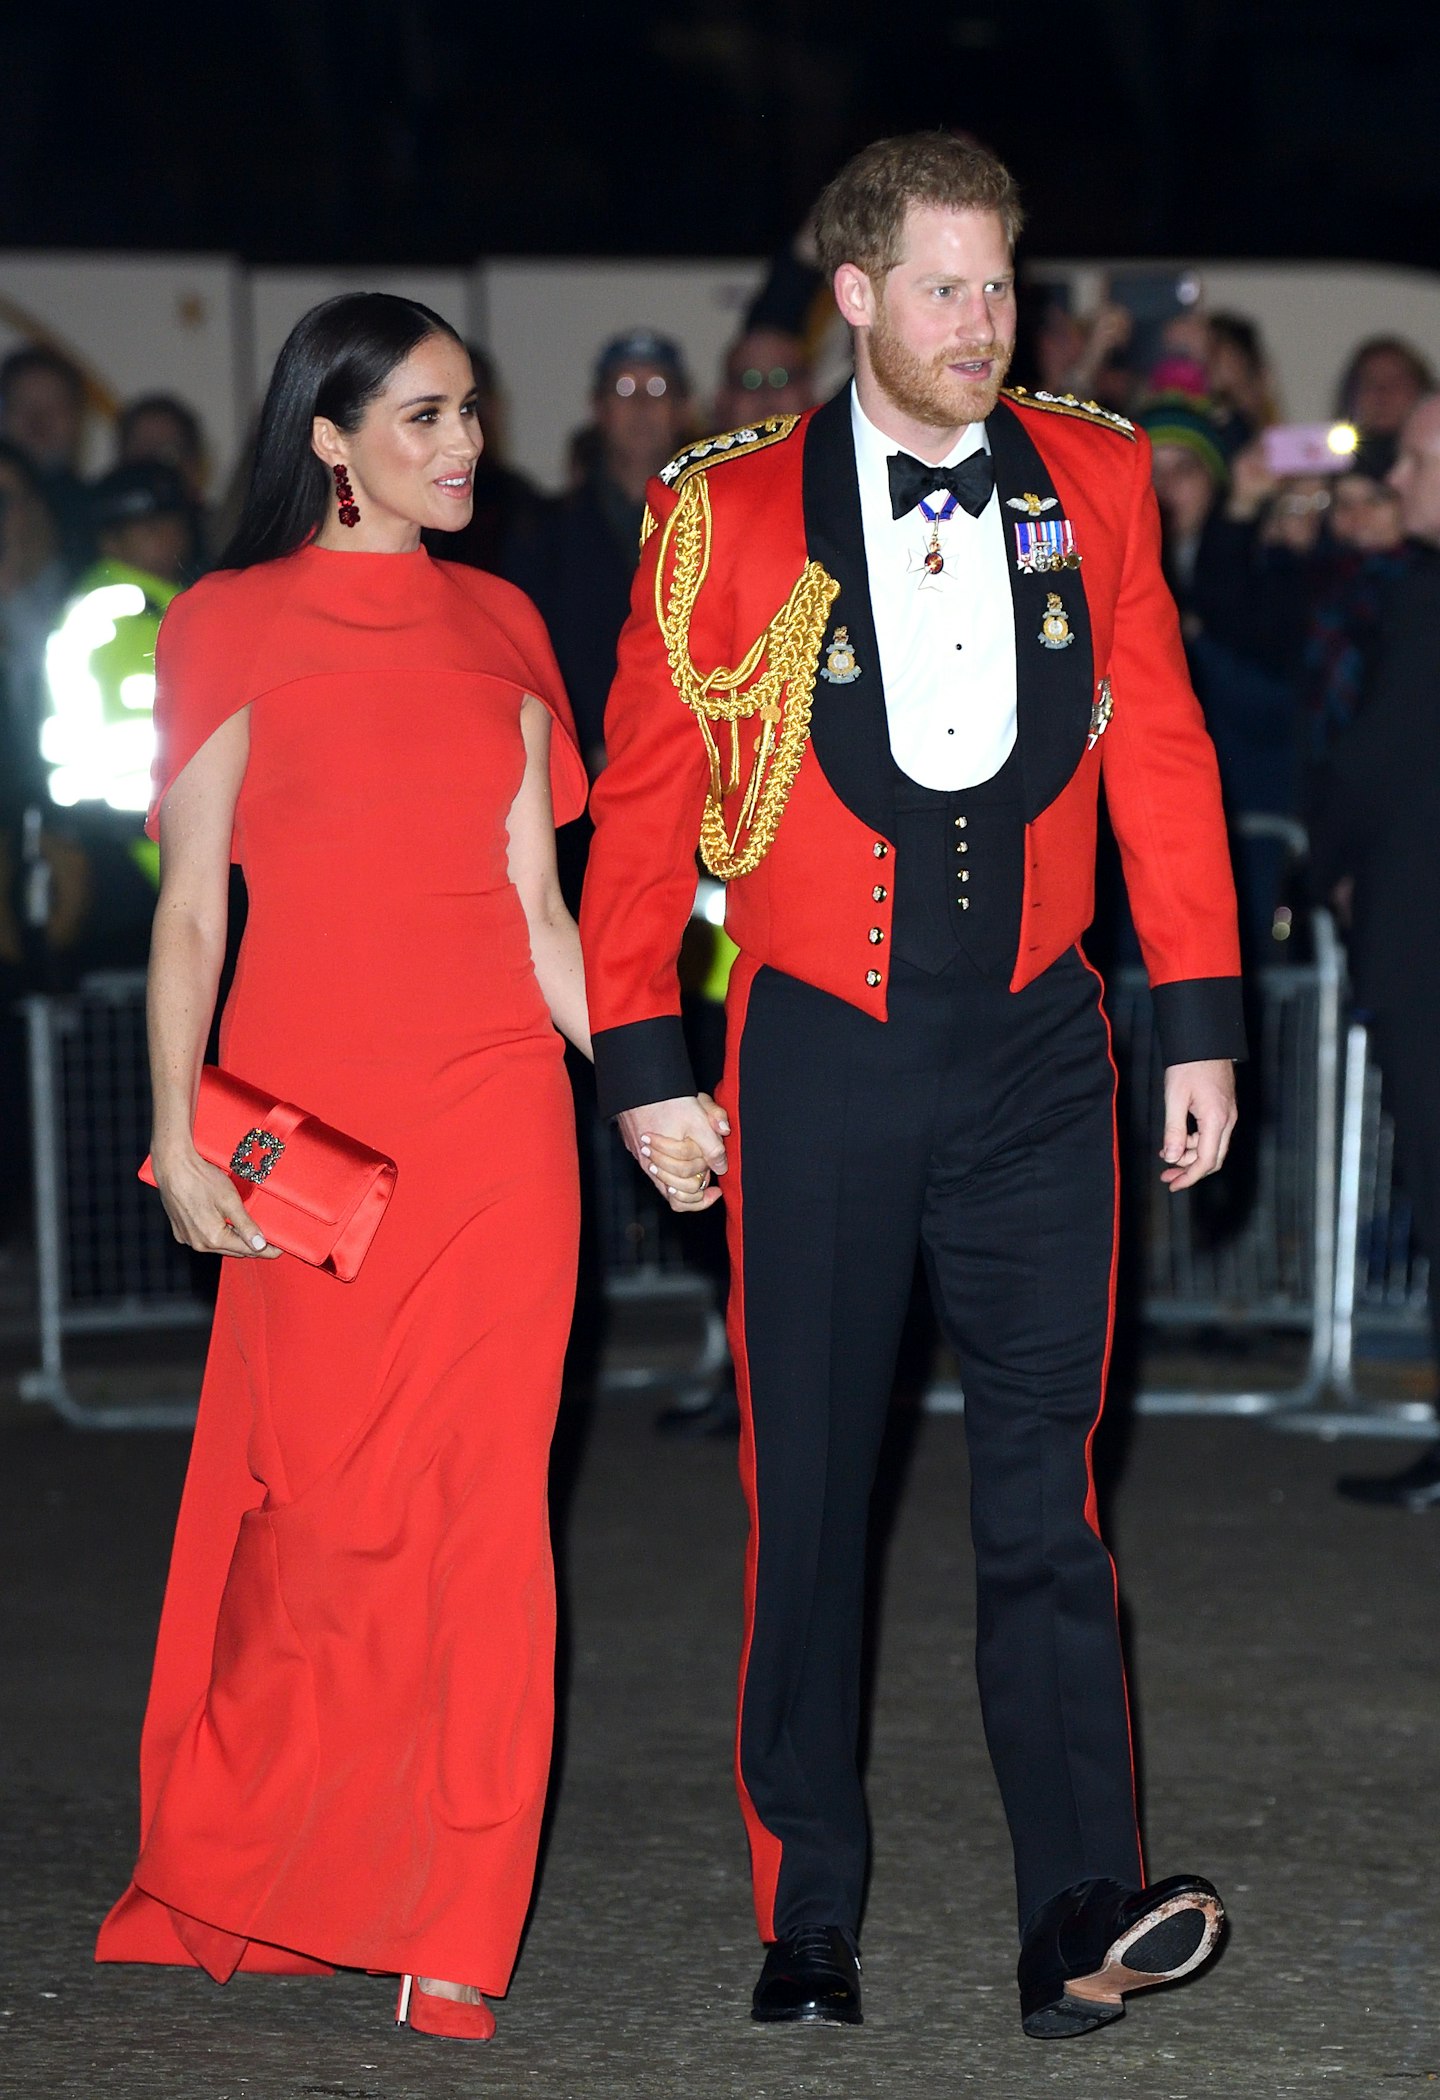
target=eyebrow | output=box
[396,389,479,409]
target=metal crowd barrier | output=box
[17,970,726,1426]
[1105,908,1342,1415]
[16,908,1434,1434]
[1275,1018,1436,1440]
[20,973,209,1429]
[925,904,1344,1419]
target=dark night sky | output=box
[4,1,1440,268]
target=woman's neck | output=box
[312,515,423,554]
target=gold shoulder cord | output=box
[654,473,838,881]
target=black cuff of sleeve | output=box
[1151,976,1248,1067]
[593,1017,698,1123]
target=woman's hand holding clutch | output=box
[150,1142,283,1259]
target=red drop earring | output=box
[333,462,360,527]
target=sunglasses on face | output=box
[610,373,673,398]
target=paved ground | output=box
[3,1395,1439,2100]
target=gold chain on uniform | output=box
[654,474,838,882]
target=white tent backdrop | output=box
[0,253,246,478]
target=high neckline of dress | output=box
[298,541,431,564]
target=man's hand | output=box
[1160,1059,1237,1191]
[617,1093,730,1213]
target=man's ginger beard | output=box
[865,290,1012,433]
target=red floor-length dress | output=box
[96,544,587,1992]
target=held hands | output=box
[152,1144,283,1259]
[617,1093,731,1214]
[1160,1059,1238,1192]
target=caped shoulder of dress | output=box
[657,414,805,494]
[1001,388,1137,441]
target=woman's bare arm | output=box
[507,698,592,1059]
[148,708,278,1257]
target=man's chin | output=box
[944,373,1006,425]
[902,373,1006,432]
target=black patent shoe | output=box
[751,1926,862,2025]
[1018,1875,1225,2039]
[1337,1443,1440,1509]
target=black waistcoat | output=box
[889,745,1024,978]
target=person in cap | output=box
[504,331,693,780]
[40,464,197,814]
[32,463,199,966]
[90,459,199,588]
[582,131,1241,2040]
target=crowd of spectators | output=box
[3,272,1439,1339]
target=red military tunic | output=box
[582,388,1242,1117]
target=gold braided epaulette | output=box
[653,468,837,882]
[1003,387,1136,440]
[657,414,802,493]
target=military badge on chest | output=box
[820,625,862,684]
[1038,593,1075,651]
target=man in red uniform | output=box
[581,134,1242,2041]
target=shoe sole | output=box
[751,2003,863,2027]
[1022,1890,1226,2040]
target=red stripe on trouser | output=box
[1076,941,1146,1887]
[717,950,783,1942]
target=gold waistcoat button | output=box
[866,968,881,987]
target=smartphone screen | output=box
[1261,424,1359,476]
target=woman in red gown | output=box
[95,295,716,2038]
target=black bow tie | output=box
[887,448,995,522]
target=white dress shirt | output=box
[850,385,1017,791]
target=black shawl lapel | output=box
[985,398,1095,821]
[801,388,897,836]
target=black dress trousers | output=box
[728,942,1144,1940]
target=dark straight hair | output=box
[220,292,465,569]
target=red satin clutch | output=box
[139,1067,397,1281]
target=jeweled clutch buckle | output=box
[230,1127,285,1183]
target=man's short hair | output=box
[814,131,1023,283]
[0,343,86,409]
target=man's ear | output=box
[833,263,876,333]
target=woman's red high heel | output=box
[395,1973,496,2040]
